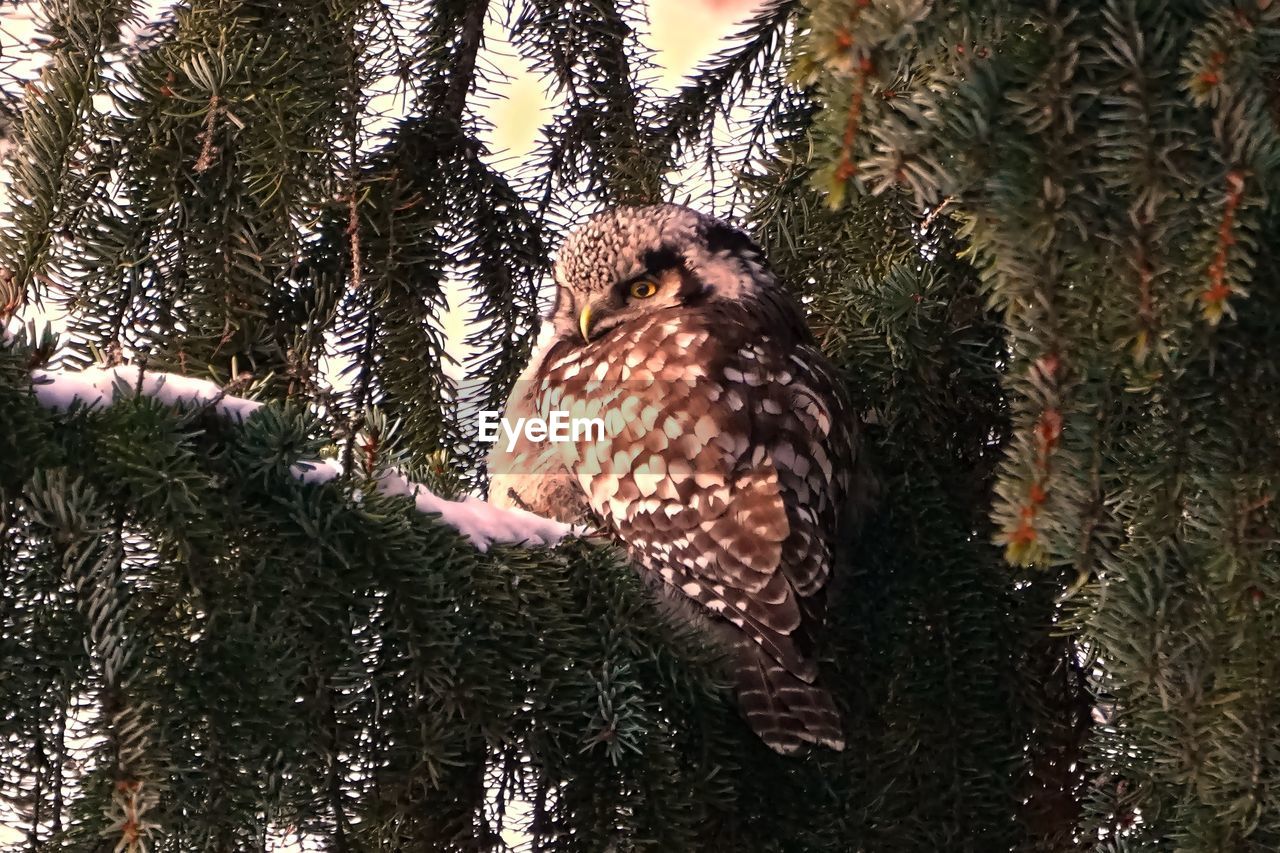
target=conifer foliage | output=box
[0,0,1276,850]
[798,0,1280,849]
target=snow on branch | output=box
[31,364,265,421]
[28,365,572,552]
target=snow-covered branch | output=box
[28,365,571,552]
[31,364,264,421]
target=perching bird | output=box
[490,204,863,754]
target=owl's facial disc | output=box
[550,204,777,346]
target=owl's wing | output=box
[681,374,843,661]
[539,306,855,752]
[562,309,854,685]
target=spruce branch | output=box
[26,363,572,550]
[1201,168,1246,325]
[655,0,799,155]
[0,0,136,304]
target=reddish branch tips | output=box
[1199,50,1227,89]
[835,58,873,182]
[831,0,875,184]
[1004,355,1063,566]
[112,778,147,852]
[1202,170,1246,324]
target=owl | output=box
[490,204,862,755]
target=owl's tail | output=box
[732,639,845,755]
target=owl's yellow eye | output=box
[629,280,658,299]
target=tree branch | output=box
[27,364,572,551]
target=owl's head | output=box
[550,204,777,343]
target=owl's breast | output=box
[536,310,744,528]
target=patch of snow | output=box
[30,365,264,422]
[374,468,570,551]
[289,458,345,486]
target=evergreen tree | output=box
[796,0,1280,849]
[0,1,1275,852]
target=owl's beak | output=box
[578,303,593,342]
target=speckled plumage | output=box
[496,204,861,754]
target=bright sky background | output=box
[1,0,765,375]
[0,0,764,846]
[488,0,763,157]
[1,0,763,208]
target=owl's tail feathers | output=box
[732,639,844,755]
